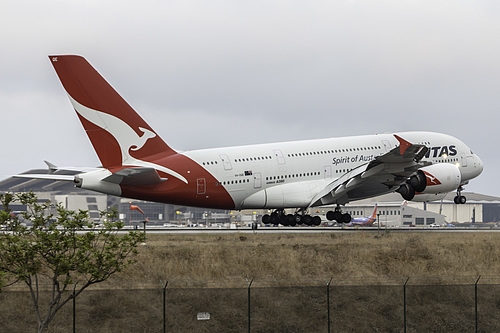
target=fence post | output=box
[163,281,168,333]
[327,277,332,333]
[247,279,253,333]
[403,277,409,333]
[475,275,481,333]
[73,288,76,333]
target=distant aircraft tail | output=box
[49,55,177,169]
[369,204,378,222]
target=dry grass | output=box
[3,231,500,332]
[115,231,500,285]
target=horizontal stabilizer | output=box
[103,167,166,186]
[13,174,75,182]
[43,161,101,174]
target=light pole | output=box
[377,212,381,235]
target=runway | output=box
[136,226,500,234]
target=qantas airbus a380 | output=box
[17,55,484,226]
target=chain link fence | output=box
[1,276,499,332]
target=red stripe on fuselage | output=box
[117,154,235,209]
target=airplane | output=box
[345,204,378,227]
[14,55,484,227]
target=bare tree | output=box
[0,192,145,333]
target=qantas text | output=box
[425,145,457,158]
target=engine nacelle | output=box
[418,163,461,194]
[412,192,447,202]
[408,170,427,192]
[397,163,461,201]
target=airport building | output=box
[1,169,500,227]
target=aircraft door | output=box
[273,149,286,165]
[324,165,332,179]
[382,140,391,153]
[197,178,206,195]
[253,172,262,189]
[461,153,468,167]
[219,154,232,171]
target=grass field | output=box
[117,231,500,284]
[3,231,500,332]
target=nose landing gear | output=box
[454,186,466,204]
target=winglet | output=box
[394,134,412,155]
[44,161,58,173]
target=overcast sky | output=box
[1,0,499,197]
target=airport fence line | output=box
[2,276,500,332]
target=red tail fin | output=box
[370,204,378,220]
[49,55,176,169]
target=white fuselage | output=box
[183,131,483,210]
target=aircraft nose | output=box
[477,155,484,174]
[473,154,484,178]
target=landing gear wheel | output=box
[268,210,287,225]
[454,186,466,204]
[333,211,343,223]
[454,195,466,204]
[327,205,351,224]
[312,216,322,226]
[327,208,347,223]
[286,214,297,227]
[270,212,279,225]
[281,215,290,226]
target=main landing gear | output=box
[262,209,322,226]
[262,205,352,226]
[454,186,467,204]
[326,206,351,224]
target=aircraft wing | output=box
[308,135,429,207]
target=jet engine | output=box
[397,163,461,201]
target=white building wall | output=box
[53,195,107,212]
[426,203,483,223]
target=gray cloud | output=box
[1,0,498,196]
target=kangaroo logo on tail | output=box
[133,127,156,151]
[69,95,188,184]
